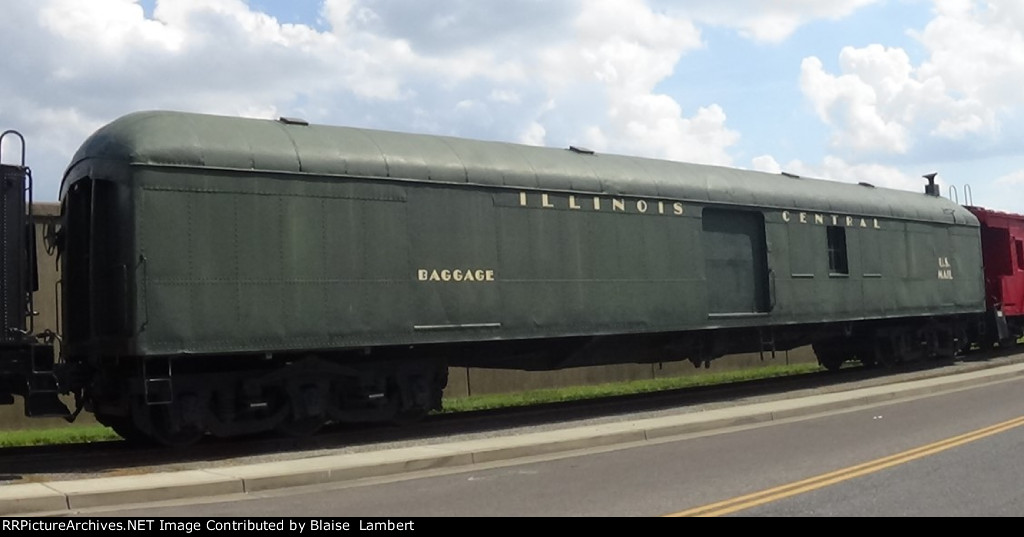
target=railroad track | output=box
[4,349,1022,486]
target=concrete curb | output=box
[5,361,1024,517]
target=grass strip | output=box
[442,363,822,413]
[0,425,120,447]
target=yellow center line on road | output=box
[665,415,1024,517]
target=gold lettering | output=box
[419,268,495,282]
[512,190,694,218]
[778,210,880,230]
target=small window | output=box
[1016,239,1024,270]
[827,226,849,275]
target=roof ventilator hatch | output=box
[278,117,309,126]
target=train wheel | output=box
[819,356,845,372]
[273,383,327,437]
[812,341,850,372]
[275,415,325,437]
[389,366,443,425]
[151,429,204,448]
[148,417,205,448]
[857,352,878,368]
[144,393,207,448]
[391,406,429,426]
[96,414,151,445]
[979,332,997,352]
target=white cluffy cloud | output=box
[995,170,1024,186]
[801,44,995,157]
[662,0,882,43]
[800,0,1024,162]
[1,0,750,198]
[4,0,1023,214]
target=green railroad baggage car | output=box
[5,110,988,445]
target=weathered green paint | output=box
[59,111,985,358]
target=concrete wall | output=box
[443,348,816,398]
[1,203,819,430]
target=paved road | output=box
[70,370,1024,516]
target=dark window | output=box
[1016,239,1024,270]
[827,226,849,275]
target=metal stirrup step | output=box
[143,356,174,405]
[24,345,70,417]
[759,328,776,361]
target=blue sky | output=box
[1,0,1022,213]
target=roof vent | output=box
[278,116,309,126]
[922,172,940,196]
[568,145,595,155]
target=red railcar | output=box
[967,206,1024,344]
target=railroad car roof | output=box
[64,110,976,225]
[967,206,1024,228]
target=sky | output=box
[1,0,1022,214]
